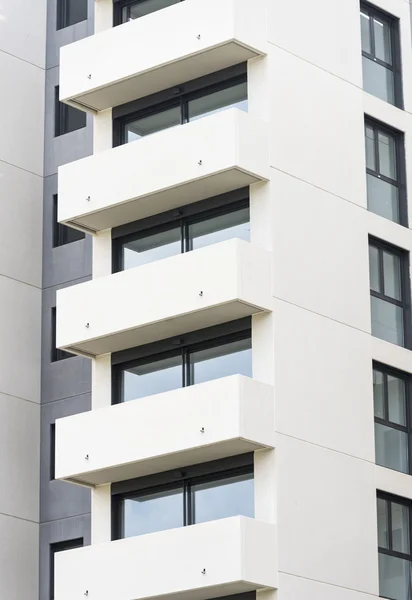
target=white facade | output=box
[0,1,46,598]
[54,1,412,600]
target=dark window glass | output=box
[54,87,86,137]
[53,195,85,247]
[120,334,251,403]
[369,239,410,348]
[51,307,72,362]
[117,71,247,145]
[57,0,87,29]
[115,458,253,540]
[377,494,412,600]
[50,538,83,600]
[360,4,401,107]
[374,364,410,474]
[119,202,249,272]
[119,0,182,24]
[364,119,406,225]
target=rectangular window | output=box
[50,538,83,600]
[112,455,253,540]
[377,493,412,600]
[57,0,87,29]
[51,307,73,362]
[112,319,251,404]
[54,87,86,137]
[112,190,249,272]
[115,0,183,25]
[364,119,407,225]
[113,65,247,146]
[53,195,85,247]
[360,2,402,107]
[374,364,411,474]
[369,238,411,348]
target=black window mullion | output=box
[383,372,389,423]
[378,247,385,295]
[183,481,189,527]
[375,416,408,433]
[182,349,190,387]
[181,98,188,124]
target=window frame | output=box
[373,362,412,475]
[112,188,249,272]
[111,453,253,540]
[360,1,403,108]
[364,117,407,226]
[113,0,184,26]
[56,0,88,30]
[111,318,251,404]
[369,237,412,349]
[53,194,85,247]
[112,63,247,147]
[50,538,83,600]
[51,307,73,363]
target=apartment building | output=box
[1,0,412,598]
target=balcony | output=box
[55,375,274,486]
[56,239,272,357]
[54,516,277,600]
[59,0,267,113]
[58,109,268,233]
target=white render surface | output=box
[55,375,275,485]
[58,109,268,232]
[56,239,272,356]
[55,516,277,600]
[59,0,267,111]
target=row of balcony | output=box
[55,1,274,599]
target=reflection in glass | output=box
[375,422,408,473]
[191,473,254,524]
[189,83,248,122]
[123,487,183,537]
[392,501,410,553]
[369,244,380,293]
[125,106,181,142]
[377,497,389,549]
[371,296,404,346]
[189,208,250,250]
[379,553,411,600]
[373,369,385,419]
[383,251,402,301]
[123,0,180,22]
[388,375,406,426]
[123,227,181,270]
[122,355,182,402]
[367,173,399,223]
[361,12,371,54]
[378,132,397,180]
[362,56,395,105]
[365,125,375,171]
[191,338,252,385]
[374,17,392,64]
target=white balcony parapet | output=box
[59,0,267,113]
[56,239,273,357]
[58,109,268,233]
[55,375,275,487]
[54,516,277,600]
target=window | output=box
[114,0,183,25]
[360,3,402,107]
[377,493,412,600]
[112,455,253,540]
[112,189,249,272]
[50,538,83,600]
[53,195,85,247]
[54,87,86,137]
[57,0,87,29]
[112,319,251,404]
[364,119,407,225]
[51,307,72,362]
[374,364,411,474]
[369,239,411,348]
[50,424,56,480]
[113,64,247,146]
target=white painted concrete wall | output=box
[0,1,45,597]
